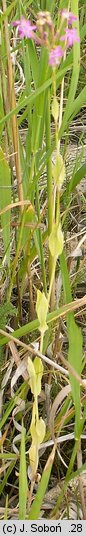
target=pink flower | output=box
[12,16,36,38]
[49,45,63,66]
[60,28,80,47]
[60,9,77,24]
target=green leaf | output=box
[0,460,16,496]
[68,316,82,438]
[27,41,39,89]
[0,147,11,266]
[60,251,83,438]
[60,86,86,138]
[70,87,86,123]
[0,303,17,328]
[0,302,17,382]
[59,0,69,8]
[0,453,17,459]
[0,384,27,430]
[19,422,27,520]
[69,461,86,482]
[68,163,86,194]
[46,0,56,11]
[28,445,56,519]
[0,92,4,139]
[1,0,17,20]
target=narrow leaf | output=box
[60,86,86,137]
[68,316,82,438]
[68,163,86,193]
[19,422,27,520]
[60,251,83,438]
[0,147,11,266]
[0,461,16,495]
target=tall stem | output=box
[58,46,66,154]
[40,332,44,354]
[48,261,56,306]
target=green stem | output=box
[45,89,53,284]
[53,68,58,147]
[56,190,60,226]
[40,332,44,354]
[48,260,56,306]
[35,395,38,422]
[36,181,47,296]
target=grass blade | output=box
[28,445,56,519]
[0,147,11,266]
[19,422,27,520]
[60,251,82,438]
[68,316,82,438]
[68,163,86,193]
[60,86,86,137]
[0,460,16,496]
[27,40,39,88]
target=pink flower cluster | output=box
[59,9,77,24]
[13,16,36,39]
[12,8,80,68]
[49,9,80,67]
[60,28,80,47]
[49,9,80,66]
[49,46,63,66]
